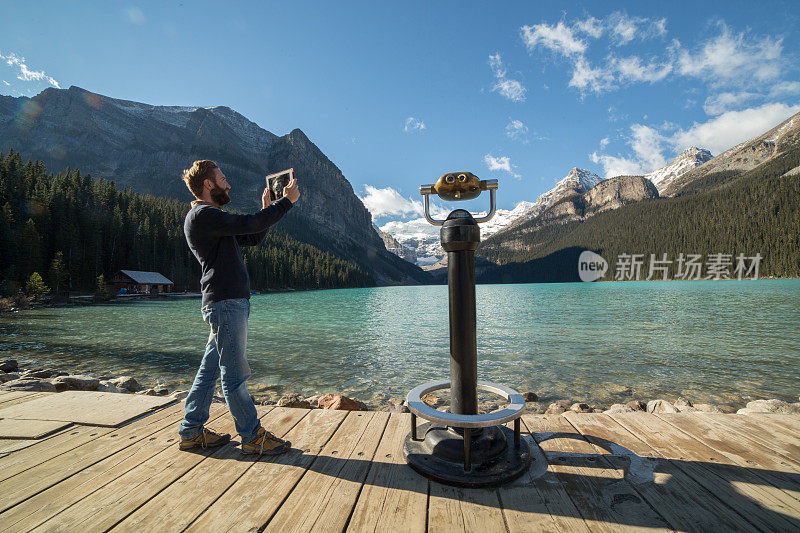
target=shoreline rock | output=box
[2,358,798,417]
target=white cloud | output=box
[568,56,614,93]
[505,119,528,140]
[403,117,426,133]
[2,80,9,86]
[0,52,60,89]
[359,185,424,219]
[608,12,667,45]
[488,53,526,102]
[590,123,666,178]
[610,55,672,83]
[669,102,800,155]
[609,13,639,45]
[484,154,521,179]
[574,16,604,39]
[520,21,587,57]
[630,124,667,170]
[702,91,758,115]
[591,102,800,178]
[590,151,645,178]
[675,23,784,86]
[769,81,800,98]
[520,16,795,101]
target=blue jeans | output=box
[179,298,261,443]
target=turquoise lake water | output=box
[1,280,799,407]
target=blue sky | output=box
[2,1,800,223]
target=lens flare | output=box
[82,92,103,109]
[48,144,66,159]
[14,100,42,131]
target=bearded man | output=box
[177,159,299,455]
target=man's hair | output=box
[182,160,218,198]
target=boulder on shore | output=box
[674,397,695,411]
[545,400,572,415]
[51,375,100,392]
[1,378,57,392]
[421,394,444,407]
[0,359,18,372]
[169,390,189,400]
[277,393,311,409]
[647,399,679,414]
[20,369,57,379]
[737,399,800,414]
[318,393,363,411]
[0,372,20,383]
[109,376,142,393]
[137,386,169,397]
[604,403,634,414]
[626,400,647,411]
[98,380,121,393]
[570,402,592,413]
[382,398,409,413]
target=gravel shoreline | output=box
[2,357,799,417]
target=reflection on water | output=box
[1,280,799,407]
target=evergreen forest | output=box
[477,146,800,283]
[0,150,371,296]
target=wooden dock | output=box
[0,390,798,532]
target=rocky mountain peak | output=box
[563,167,604,190]
[645,147,713,193]
[663,110,800,196]
[0,86,429,285]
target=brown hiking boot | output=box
[179,428,231,450]
[241,427,291,455]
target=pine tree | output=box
[25,272,49,299]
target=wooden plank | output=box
[0,391,54,407]
[0,418,72,439]
[428,483,506,533]
[523,414,672,532]
[0,402,192,513]
[749,413,800,433]
[498,419,591,533]
[265,411,390,532]
[29,412,241,532]
[0,391,176,427]
[694,413,800,467]
[658,413,800,475]
[0,402,184,485]
[0,391,39,402]
[500,432,591,533]
[0,405,229,533]
[346,413,428,533]
[610,412,800,530]
[110,407,306,532]
[564,412,767,532]
[0,439,39,456]
[722,413,800,446]
[186,408,349,532]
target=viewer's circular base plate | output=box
[403,422,531,487]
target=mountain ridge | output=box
[0,86,429,285]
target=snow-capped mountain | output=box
[379,200,536,266]
[379,168,603,267]
[522,167,604,220]
[645,147,713,193]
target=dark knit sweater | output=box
[184,197,293,307]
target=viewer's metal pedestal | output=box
[403,176,530,487]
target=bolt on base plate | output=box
[403,422,531,488]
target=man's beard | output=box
[210,185,230,206]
